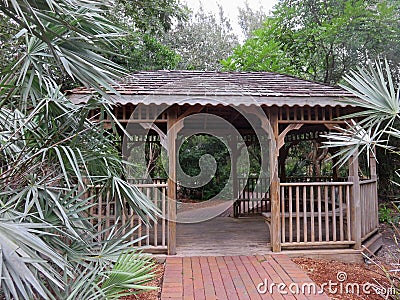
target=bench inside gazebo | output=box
[69,70,381,259]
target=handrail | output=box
[135,183,168,188]
[86,183,168,188]
[359,179,377,185]
[280,182,353,187]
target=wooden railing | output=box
[234,177,270,217]
[360,179,379,240]
[278,182,354,247]
[87,182,168,252]
[285,176,347,183]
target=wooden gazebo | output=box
[69,70,381,258]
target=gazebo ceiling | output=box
[67,70,356,107]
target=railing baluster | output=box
[303,186,308,243]
[346,185,351,241]
[324,186,329,242]
[162,186,166,247]
[310,185,315,242]
[318,186,322,242]
[296,186,300,242]
[339,185,344,241]
[154,187,158,246]
[146,188,150,246]
[332,186,336,242]
[289,186,293,243]
[281,186,285,244]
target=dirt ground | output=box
[121,264,164,300]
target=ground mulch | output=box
[121,263,164,300]
[293,257,392,300]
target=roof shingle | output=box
[67,70,355,107]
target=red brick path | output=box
[161,255,330,300]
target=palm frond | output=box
[0,220,68,300]
[324,59,399,164]
[101,250,157,299]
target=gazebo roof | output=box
[68,70,355,107]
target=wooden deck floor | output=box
[161,255,330,299]
[176,216,271,256]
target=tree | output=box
[163,5,239,70]
[237,1,267,39]
[106,0,188,72]
[177,135,231,200]
[0,0,159,298]
[222,17,297,74]
[223,0,400,85]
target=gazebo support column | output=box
[229,137,239,200]
[349,152,361,250]
[270,109,281,252]
[167,107,177,255]
[370,148,379,231]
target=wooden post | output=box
[270,108,281,252]
[370,147,379,230]
[369,148,377,180]
[348,151,361,249]
[229,136,239,200]
[167,106,177,255]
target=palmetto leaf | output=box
[0,220,68,300]
[0,0,126,110]
[324,59,400,164]
[101,250,157,299]
[0,1,158,298]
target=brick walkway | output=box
[161,255,330,300]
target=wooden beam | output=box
[228,137,239,200]
[277,124,303,150]
[167,106,178,255]
[177,105,204,121]
[323,123,340,131]
[348,152,361,250]
[278,120,346,124]
[270,107,281,252]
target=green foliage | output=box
[111,33,180,71]
[222,18,296,74]
[114,0,187,34]
[178,135,231,200]
[101,250,157,299]
[324,60,400,165]
[0,14,21,71]
[223,0,400,85]
[0,0,159,298]
[237,1,267,39]
[379,204,398,224]
[105,0,188,72]
[163,5,239,70]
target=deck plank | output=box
[176,216,271,256]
